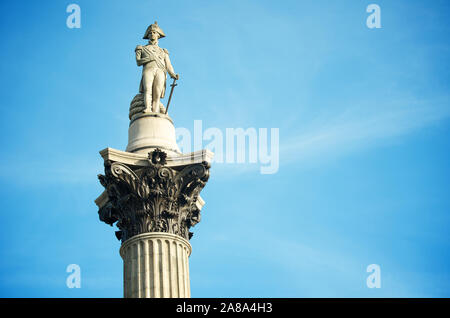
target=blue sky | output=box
[0,0,449,297]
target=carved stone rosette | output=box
[97,149,210,243]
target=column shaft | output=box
[120,232,191,298]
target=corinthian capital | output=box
[97,148,210,243]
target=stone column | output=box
[95,23,212,298]
[95,145,213,298]
[120,232,191,298]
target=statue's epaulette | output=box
[135,45,143,51]
[163,48,169,55]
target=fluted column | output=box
[120,232,191,298]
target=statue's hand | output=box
[172,74,180,80]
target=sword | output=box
[165,78,178,114]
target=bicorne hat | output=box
[143,21,166,39]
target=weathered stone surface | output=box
[97,148,210,243]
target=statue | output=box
[135,22,179,114]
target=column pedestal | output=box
[126,112,181,156]
[120,232,191,298]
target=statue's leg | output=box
[143,68,155,112]
[152,70,165,113]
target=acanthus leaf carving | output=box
[97,149,210,243]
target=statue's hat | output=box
[143,21,166,39]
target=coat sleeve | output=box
[164,49,176,78]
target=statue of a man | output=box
[135,22,179,113]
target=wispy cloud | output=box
[281,96,450,165]
[199,96,450,178]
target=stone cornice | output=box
[99,147,214,168]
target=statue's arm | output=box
[135,45,151,66]
[164,50,179,79]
